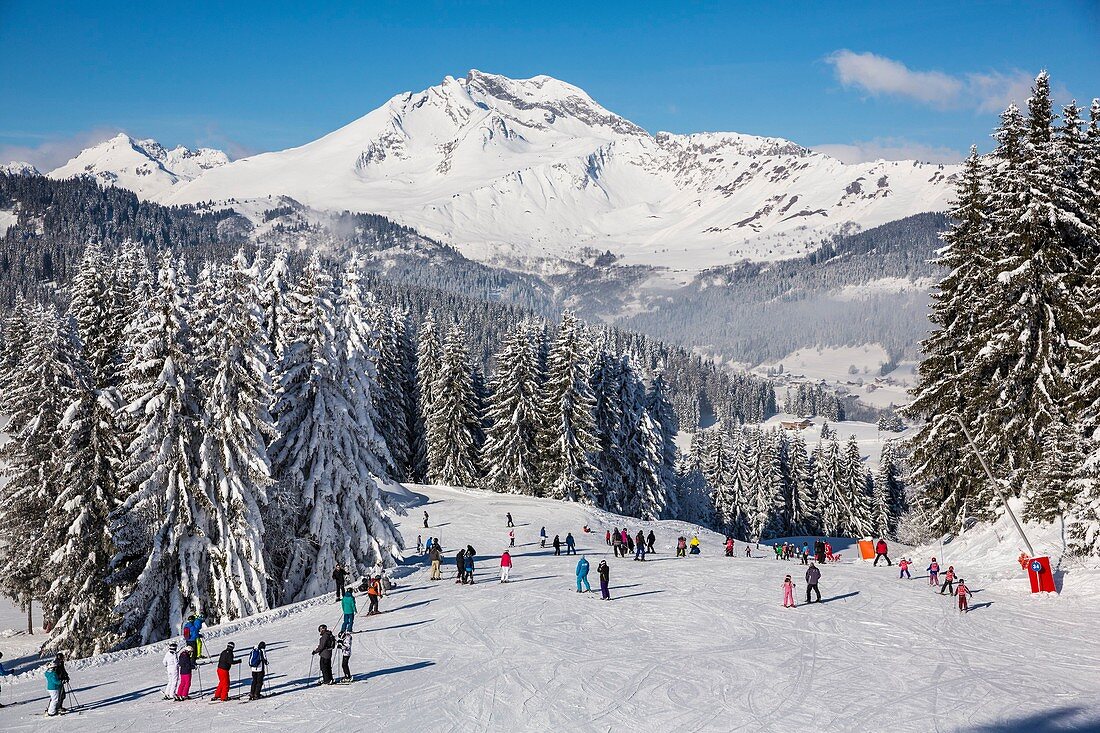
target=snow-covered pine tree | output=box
[748,429,785,541]
[271,255,401,603]
[646,370,681,518]
[336,263,394,480]
[715,429,751,539]
[482,320,545,495]
[43,318,122,657]
[786,430,816,535]
[368,304,414,480]
[591,347,628,513]
[424,324,481,488]
[905,145,997,534]
[616,355,666,520]
[109,255,210,648]
[197,250,275,622]
[813,440,842,537]
[677,432,715,528]
[261,249,292,366]
[0,305,74,631]
[539,312,601,503]
[979,74,1091,502]
[413,313,443,481]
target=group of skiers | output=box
[923,557,973,611]
[781,561,825,607]
[159,636,270,703]
[311,624,354,685]
[607,527,658,559]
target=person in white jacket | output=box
[162,641,179,700]
[336,631,352,683]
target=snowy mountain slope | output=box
[51,71,957,271]
[48,133,228,199]
[1,484,1096,732]
[1,162,39,176]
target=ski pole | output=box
[195,661,204,698]
[65,681,81,710]
[307,655,314,686]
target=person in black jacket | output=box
[53,654,70,711]
[814,539,826,564]
[646,530,656,554]
[247,642,268,700]
[552,535,562,556]
[213,642,240,700]
[455,549,466,583]
[597,560,611,600]
[805,562,822,604]
[312,625,336,684]
[332,563,348,601]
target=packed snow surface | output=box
[0,484,1096,732]
[48,71,956,272]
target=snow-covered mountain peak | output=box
[48,133,228,198]
[1,161,39,176]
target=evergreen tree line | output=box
[782,383,846,421]
[679,428,905,542]
[905,73,1100,554]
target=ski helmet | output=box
[227,641,235,649]
[257,641,266,649]
[168,642,178,651]
[318,624,328,632]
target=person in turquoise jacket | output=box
[576,556,591,593]
[45,666,62,716]
[340,589,357,633]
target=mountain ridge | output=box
[46,70,958,271]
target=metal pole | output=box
[953,414,1036,557]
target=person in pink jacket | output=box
[782,575,796,608]
[898,558,911,579]
[927,558,940,586]
[499,551,513,583]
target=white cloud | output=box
[813,138,964,165]
[826,50,1040,112]
[0,128,122,172]
[827,50,962,107]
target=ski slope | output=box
[0,484,1097,732]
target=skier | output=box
[647,530,656,554]
[899,558,912,579]
[773,543,782,560]
[247,642,268,700]
[366,577,381,614]
[176,645,195,700]
[613,529,623,557]
[506,512,514,528]
[598,559,610,600]
[416,535,423,554]
[312,624,336,685]
[500,550,513,583]
[464,548,476,584]
[873,538,892,566]
[626,532,635,555]
[566,533,577,555]
[333,563,348,601]
[429,542,443,580]
[455,548,466,583]
[576,556,591,593]
[824,541,835,563]
[553,535,562,556]
[724,537,734,557]
[605,529,612,546]
[801,543,810,565]
[744,544,751,558]
[940,565,957,595]
[162,641,180,700]
[425,536,433,552]
[783,575,796,608]
[183,614,206,657]
[337,631,353,682]
[675,536,686,557]
[423,510,429,528]
[45,661,63,716]
[927,557,941,587]
[814,539,826,564]
[689,535,701,554]
[0,651,6,708]
[213,641,240,701]
[954,578,974,612]
[805,562,822,603]
[540,527,547,548]
[341,588,357,631]
[508,529,515,548]
[51,653,70,711]
[634,530,646,561]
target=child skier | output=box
[247,642,268,700]
[954,579,973,612]
[366,577,381,614]
[725,537,735,557]
[508,529,515,548]
[541,527,547,547]
[676,536,687,557]
[782,575,796,608]
[598,560,610,600]
[337,631,353,682]
[464,550,476,584]
[500,550,513,583]
[940,565,957,595]
[162,642,179,700]
[898,558,911,580]
[175,645,195,700]
[927,557,940,587]
[689,535,701,554]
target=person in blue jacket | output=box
[565,533,577,555]
[183,614,206,657]
[575,556,591,593]
[463,547,475,584]
[45,665,63,716]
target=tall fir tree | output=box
[482,320,545,495]
[425,324,481,488]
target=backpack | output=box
[249,648,262,667]
[183,626,192,640]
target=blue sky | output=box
[1,0,1097,168]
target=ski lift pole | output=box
[953,414,1035,557]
